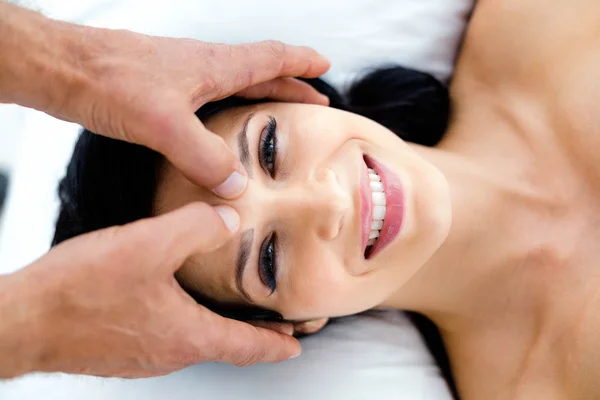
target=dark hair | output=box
[52,65,457,398]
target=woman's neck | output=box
[380,138,556,335]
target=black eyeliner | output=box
[257,116,279,294]
[259,233,277,294]
[258,116,278,176]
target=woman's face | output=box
[154,102,451,321]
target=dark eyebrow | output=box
[236,228,254,304]
[237,112,255,178]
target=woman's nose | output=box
[282,168,351,241]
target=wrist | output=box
[0,2,88,119]
[0,270,53,378]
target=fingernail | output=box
[213,171,247,199]
[289,351,301,360]
[214,205,240,232]
[320,94,330,106]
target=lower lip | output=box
[365,155,405,259]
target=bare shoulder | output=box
[450,0,600,179]
[455,0,600,94]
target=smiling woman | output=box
[52,65,455,391]
[53,66,450,322]
[28,1,600,398]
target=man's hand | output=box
[58,33,330,199]
[0,2,330,198]
[0,203,300,379]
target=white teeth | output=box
[373,205,386,220]
[372,191,386,206]
[370,181,384,192]
[365,166,385,254]
[371,220,383,230]
[369,173,380,182]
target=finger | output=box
[248,320,294,336]
[233,41,331,80]
[208,316,301,366]
[237,77,329,106]
[126,203,239,270]
[149,107,247,198]
[205,41,331,101]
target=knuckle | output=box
[199,74,221,98]
[170,350,202,368]
[233,349,261,367]
[261,40,286,59]
[234,67,254,91]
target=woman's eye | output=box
[259,116,278,177]
[259,233,277,294]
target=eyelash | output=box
[259,116,278,177]
[258,116,279,294]
[259,233,277,295]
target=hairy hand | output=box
[3,204,300,379]
[50,23,330,198]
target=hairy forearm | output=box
[0,1,87,117]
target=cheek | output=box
[291,113,353,159]
[279,249,376,319]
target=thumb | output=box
[209,315,302,366]
[151,110,248,199]
[126,203,240,272]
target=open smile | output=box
[360,155,405,259]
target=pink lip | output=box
[364,155,405,259]
[359,160,373,255]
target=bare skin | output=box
[151,1,600,397]
[397,0,600,398]
[0,1,331,379]
[137,2,600,397]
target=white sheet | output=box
[1,311,452,400]
[0,0,472,398]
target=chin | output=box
[388,162,452,281]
